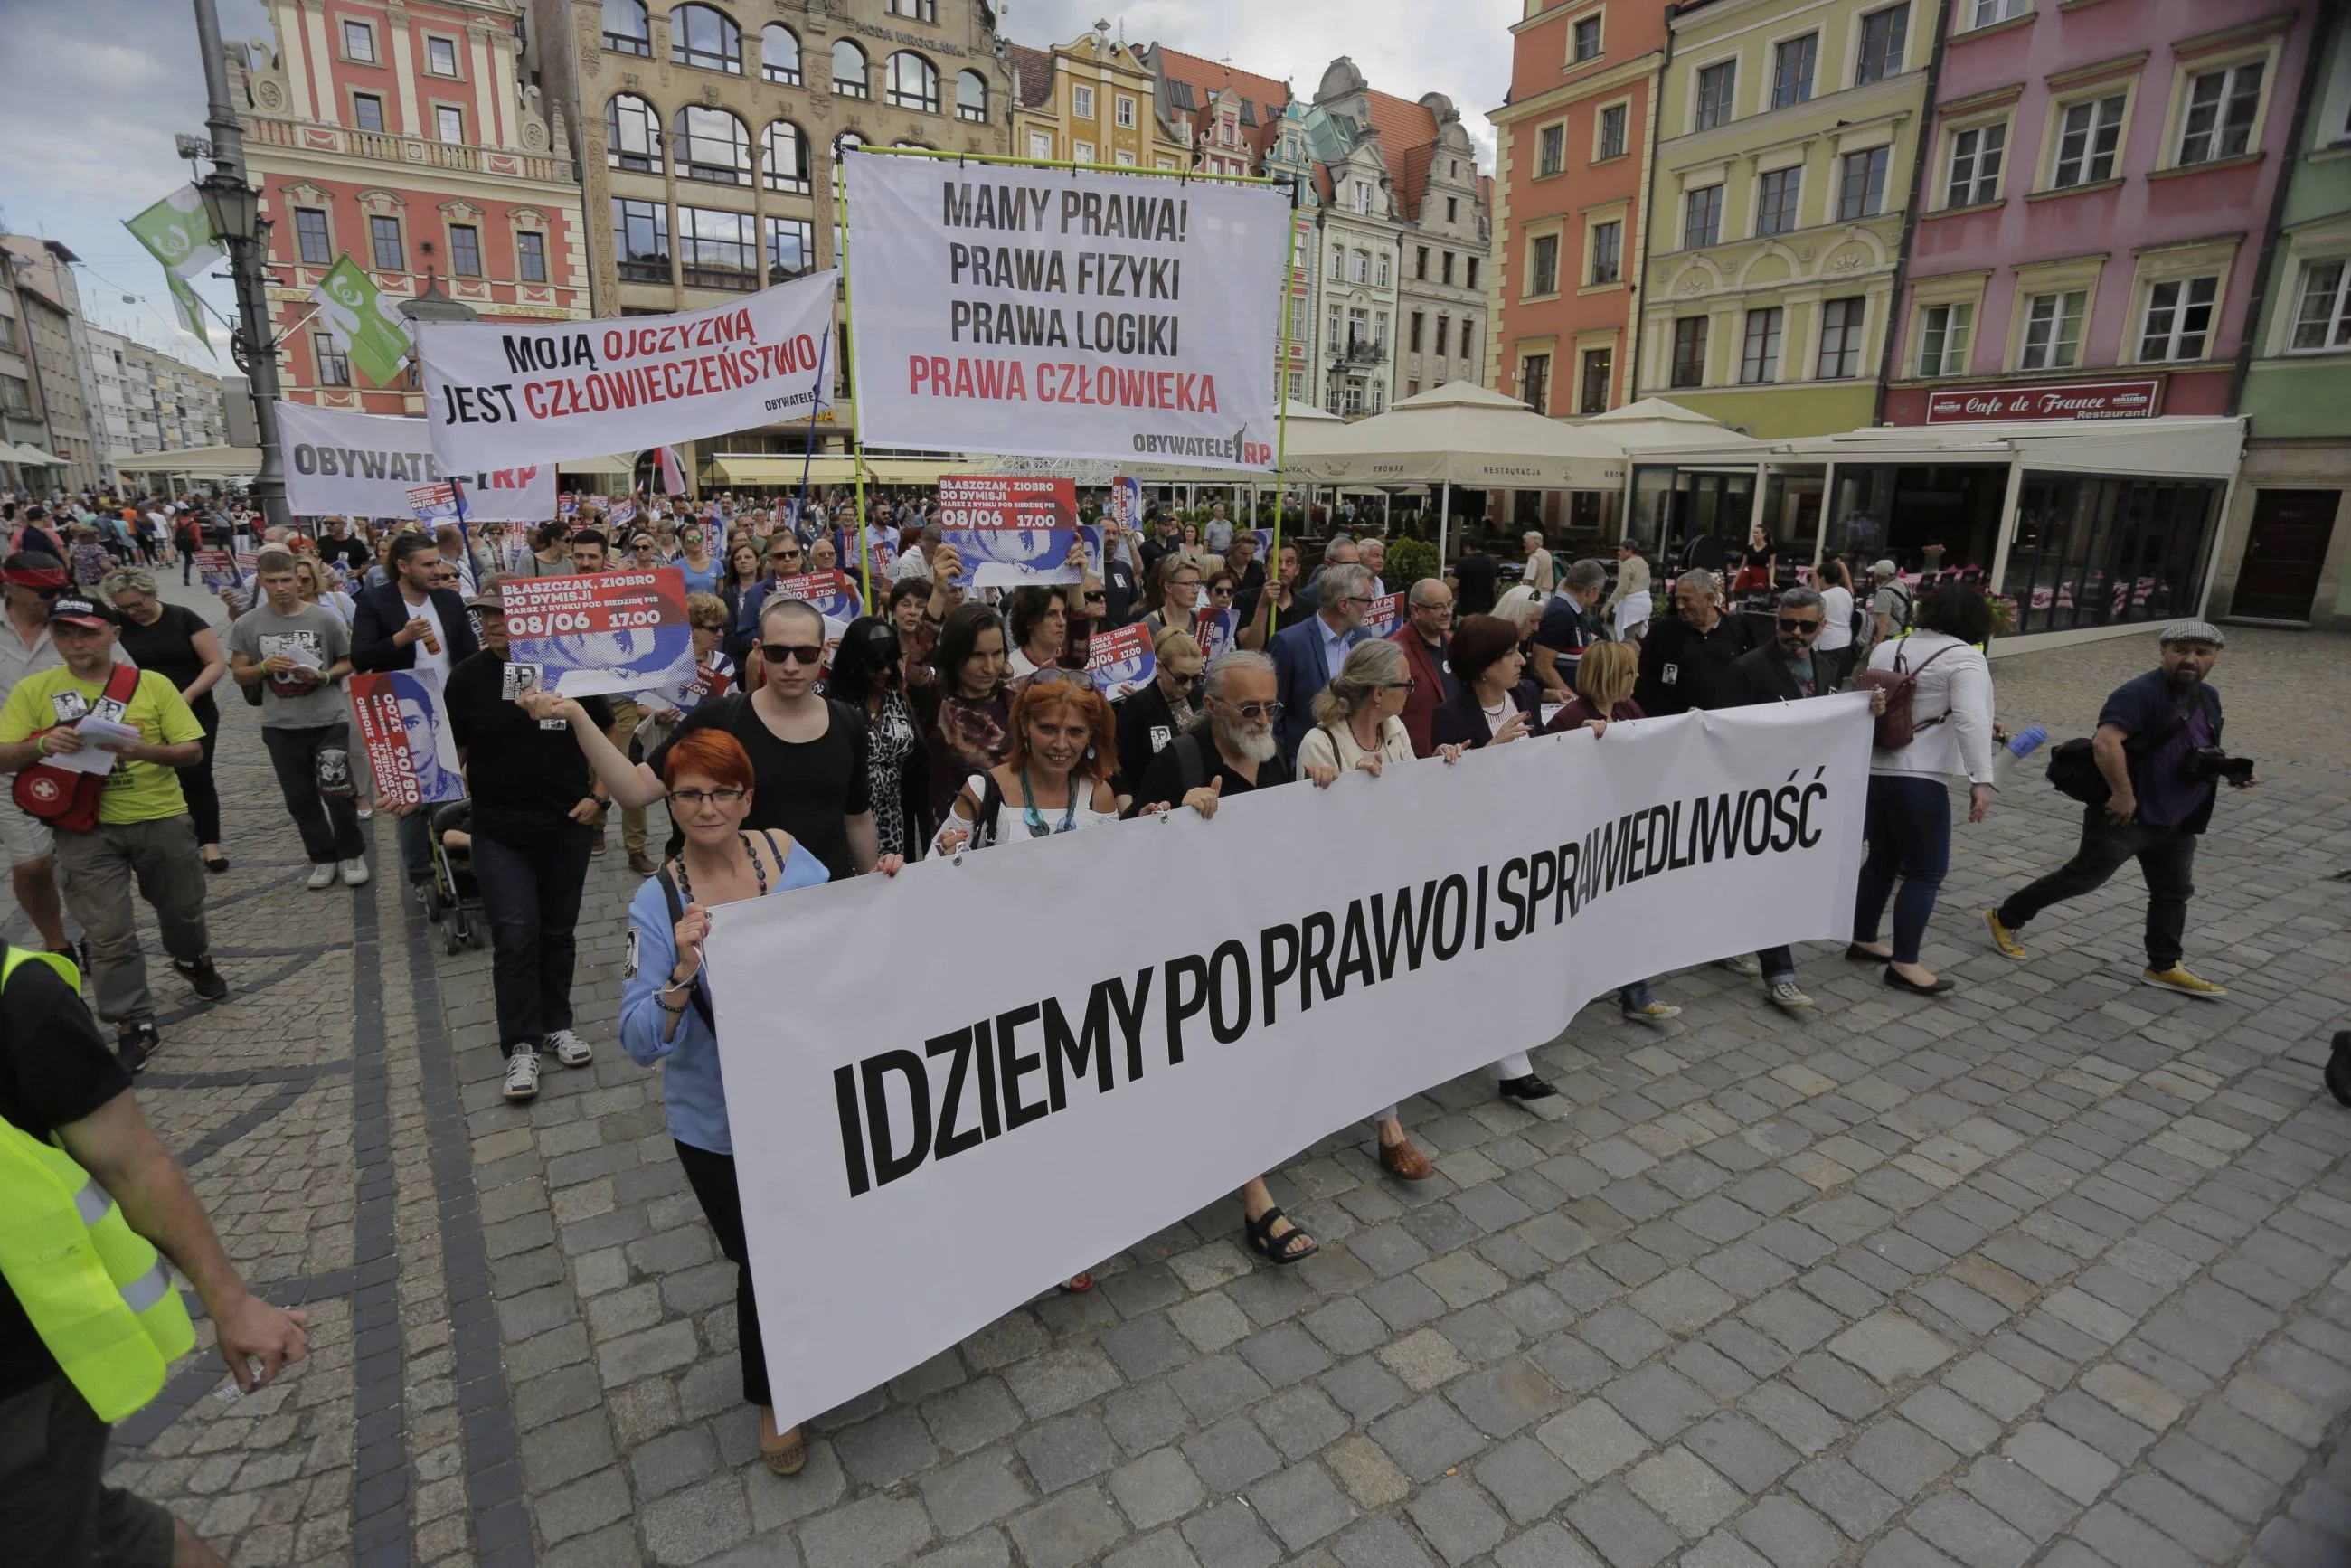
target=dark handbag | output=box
[1854,639,1953,749]
[2045,738,2110,804]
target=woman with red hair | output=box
[618,725,832,1478]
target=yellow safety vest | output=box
[0,948,194,1422]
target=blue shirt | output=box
[619,838,831,1154]
[2098,668,2222,833]
[680,560,721,596]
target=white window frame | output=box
[1072,140,1095,165]
[2175,61,2265,165]
[1693,57,1738,132]
[1816,297,1867,378]
[434,104,465,145]
[1756,165,1801,236]
[1525,228,1563,298]
[342,18,377,62]
[1072,85,1095,120]
[2045,90,2129,192]
[2160,42,2284,173]
[1537,122,1566,177]
[2289,257,2351,353]
[424,34,463,78]
[1770,32,1819,110]
[1587,217,1624,286]
[1942,118,2007,209]
[1854,5,1910,87]
[1965,0,2029,32]
[2017,288,2087,370]
[1684,183,1724,249]
[2135,275,2219,363]
[1595,99,1630,162]
[1116,95,1137,129]
[1570,8,1604,64]
[1914,300,1975,377]
[1027,130,1052,160]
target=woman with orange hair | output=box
[619,725,833,1478]
[929,673,1120,854]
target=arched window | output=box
[834,130,867,159]
[668,4,741,73]
[885,52,939,113]
[760,23,800,85]
[606,93,662,172]
[673,105,750,184]
[763,120,809,194]
[831,39,869,99]
[956,70,988,124]
[601,0,650,56]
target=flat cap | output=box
[2157,619,2225,647]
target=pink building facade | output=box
[1886,0,2318,428]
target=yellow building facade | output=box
[1008,31,1185,171]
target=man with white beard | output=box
[1130,649,1290,811]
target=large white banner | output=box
[706,697,1874,1428]
[273,401,556,521]
[844,149,1287,470]
[412,272,836,471]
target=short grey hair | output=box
[1314,562,1374,604]
[1523,531,1544,547]
[1202,648,1275,701]
[99,564,158,600]
[1563,558,1607,594]
[1675,569,1720,599]
[1778,585,1825,614]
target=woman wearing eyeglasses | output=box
[1114,628,1204,801]
[822,615,930,860]
[619,726,834,1478]
[1138,555,1204,643]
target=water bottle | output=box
[1992,724,2047,788]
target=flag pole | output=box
[1268,182,1300,638]
[835,157,873,615]
[792,326,830,543]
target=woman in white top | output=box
[1815,559,1856,688]
[1849,584,1997,997]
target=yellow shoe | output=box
[2143,965,2227,1000]
[1985,910,2027,960]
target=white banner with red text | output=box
[843,150,1287,469]
[274,401,556,522]
[412,272,836,470]
[707,695,1874,1429]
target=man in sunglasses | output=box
[0,552,117,959]
[1113,628,1204,798]
[732,534,808,652]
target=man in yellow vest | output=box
[0,947,308,1565]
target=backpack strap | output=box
[102,661,141,706]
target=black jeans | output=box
[181,698,222,847]
[1997,804,2197,969]
[1854,775,1951,966]
[675,1139,770,1406]
[0,1374,175,1567]
[260,723,364,864]
[472,822,593,1048]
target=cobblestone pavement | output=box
[23,593,2351,1568]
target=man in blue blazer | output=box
[1267,562,1374,760]
[352,531,481,896]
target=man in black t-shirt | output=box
[0,952,308,1564]
[438,586,612,1104]
[1635,570,1759,716]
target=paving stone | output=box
[1537,1397,1652,1483]
[1180,1418,1284,1496]
[1332,1516,1441,1568]
[1848,1418,1960,1498]
[1626,1446,1742,1537]
[1246,1462,1356,1552]
[1371,1393,1488,1482]
[920,1450,1034,1538]
[1016,1412,1118,1494]
[1473,1433,1580,1522]
[1567,1481,1685,1568]
[1324,1433,1412,1511]
[1493,1521,1608,1568]
[1827,1310,1956,1385]
[2004,1422,2122,1506]
[798,1494,935,1568]
[1735,1495,1846,1568]
[1180,1501,1281,1568]
[1109,1448,1206,1531]
[1788,1457,1901,1540]
[1006,1486,1128,1568]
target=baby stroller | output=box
[428,800,486,957]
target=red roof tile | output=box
[1007,43,1055,109]
[1364,90,1442,217]
[1153,45,1293,162]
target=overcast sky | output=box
[0,0,1514,378]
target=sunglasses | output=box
[1082,590,1107,603]
[672,787,748,807]
[1383,679,1420,693]
[1221,699,1283,722]
[760,642,825,666]
[1164,669,1201,688]
[1776,618,1823,633]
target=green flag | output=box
[167,276,210,350]
[124,186,222,281]
[313,254,412,386]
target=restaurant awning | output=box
[557,453,637,477]
[113,445,260,477]
[1649,415,2243,480]
[7,444,70,466]
[1286,381,1625,489]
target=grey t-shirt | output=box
[228,602,350,728]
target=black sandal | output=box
[1244,1205,1318,1266]
[2327,1032,2351,1109]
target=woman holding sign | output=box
[618,727,831,1477]
[911,603,1012,826]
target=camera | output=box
[2183,747,2255,788]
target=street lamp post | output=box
[191,0,292,534]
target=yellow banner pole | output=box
[1268,195,1300,638]
[835,158,873,615]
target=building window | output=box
[1579,346,1612,413]
[1467,258,1479,291]
[343,19,376,61]
[671,5,741,72]
[435,104,465,144]
[1538,124,1564,177]
[2052,94,2126,189]
[958,71,988,122]
[314,330,352,387]
[517,231,547,283]
[1572,14,1602,62]
[1329,245,1345,281]
[1594,103,1628,161]
[1771,34,1818,109]
[1684,184,1723,249]
[1351,250,1369,284]
[765,216,816,280]
[1374,311,1390,354]
[832,40,868,98]
[1415,245,1430,280]
[1817,297,1865,377]
[1072,139,1095,164]
[0,373,30,416]
[1434,316,1450,355]
[1757,167,1800,235]
[887,0,937,20]
[761,24,800,83]
[426,36,459,76]
[1521,353,1551,414]
[1355,181,1374,216]
[1590,220,1622,284]
[607,95,661,172]
[1409,311,1425,352]
[679,207,757,290]
[763,120,809,193]
[448,223,482,278]
[1670,316,1708,386]
[1291,371,1306,398]
[1969,0,2029,26]
[368,214,405,271]
[675,106,750,184]
[294,207,333,265]
[1378,254,1392,288]
[2019,288,2087,368]
[1695,61,1736,130]
[1117,95,1136,128]
[1836,146,1888,220]
[1529,233,1560,296]
[1740,307,1783,383]
[612,197,670,282]
[1291,297,1308,340]
[1442,251,1457,285]
[1945,123,2005,207]
[1916,301,1973,375]
[2178,63,2264,166]
[603,0,651,55]
[2139,276,2217,361]
[1073,85,1095,120]
[2292,260,2351,350]
[1855,5,1908,85]
[353,94,385,133]
[1028,130,1052,160]
[886,52,939,112]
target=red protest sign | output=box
[936,476,1077,530]
[349,674,420,808]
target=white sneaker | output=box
[1767,981,1815,1011]
[503,1048,542,1102]
[339,857,370,887]
[544,1028,593,1068]
[305,863,336,891]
